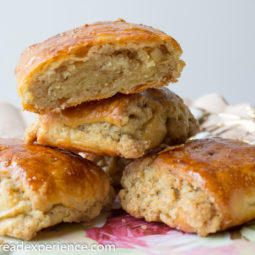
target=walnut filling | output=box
[25,43,180,111]
[0,177,114,240]
[119,163,222,236]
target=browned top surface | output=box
[15,19,182,87]
[0,138,110,211]
[154,138,255,221]
[46,88,181,127]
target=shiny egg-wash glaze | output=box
[0,138,114,240]
[119,138,255,236]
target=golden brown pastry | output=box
[119,138,255,236]
[15,19,185,113]
[0,138,114,240]
[81,152,132,186]
[25,88,199,158]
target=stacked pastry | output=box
[6,19,255,240]
[16,19,199,186]
[4,20,197,240]
[24,88,198,185]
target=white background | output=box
[0,0,254,107]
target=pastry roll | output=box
[119,138,255,236]
[0,138,114,240]
[25,88,199,158]
[15,19,185,113]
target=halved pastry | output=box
[119,138,255,236]
[15,19,185,113]
[25,88,199,158]
[0,138,114,240]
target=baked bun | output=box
[81,152,132,186]
[15,19,185,113]
[119,138,255,236]
[0,138,114,240]
[25,88,199,158]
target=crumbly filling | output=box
[26,43,176,111]
[119,164,222,236]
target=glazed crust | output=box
[24,88,199,158]
[15,19,185,113]
[119,138,255,236]
[0,138,113,240]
